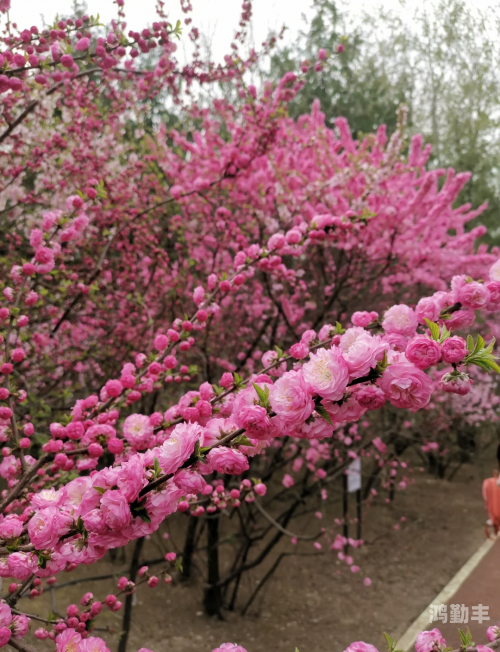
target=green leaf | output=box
[233,372,243,385]
[315,405,333,426]
[424,318,440,341]
[153,457,161,476]
[232,434,255,447]
[484,359,500,374]
[175,555,184,573]
[483,337,496,355]
[466,334,474,353]
[458,627,473,648]
[94,486,106,495]
[439,324,450,343]
[252,383,270,406]
[383,633,393,650]
[473,334,485,355]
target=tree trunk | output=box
[203,517,223,618]
[118,537,144,652]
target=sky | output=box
[6,0,496,63]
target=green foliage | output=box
[267,0,500,244]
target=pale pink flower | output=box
[28,507,72,549]
[282,473,294,488]
[415,297,440,324]
[379,363,434,411]
[0,515,23,539]
[212,644,248,652]
[202,418,235,447]
[78,635,111,652]
[486,626,500,643]
[123,414,154,450]
[458,281,490,310]
[30,487,62,509]
[269,370,314,430]
[340,328,387,379]
[489,259,500,282]
[415,629,446,652]
[56,628,82,652]
[206,448,249,475]
[382,304,418,337]
[7,552,37,580]
[302,347,349,401]
[157,422,202,474]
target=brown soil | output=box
[18,459,491,652]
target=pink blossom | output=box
[11,614,29,639]
[415,629,446,652]
[28,507,72,549]
[302,347,349,401]
[441,336,467,363]
[415,297,440,324]
[0,627,10,647]
[343,642,379,652]
[269,370,314,430]
[372,437,387,454]
[382,304,418,337]
[0,605,11,628]
[207,448,249,475]
[0,515,23,539]
[235,404,272,440]
[458,281,490,309]
[56,628,82,652]
[405,336,441,369]
[100,490,132,529]
[489,259,500,281]
[355,384,385,410]
[445,309,475,330]
[123,414,154,450]
[282,473,294,488]
[340,328,387,379]
[212,645,248,652]
[173,468,206,494]
[289,342,309,359]
[440,371,472,395]
[351,311,376,327]
[486,626,500,642]
[78,636,111,652]
[8,552,37,580]
[158,422,202,474]
[379,363,434,411]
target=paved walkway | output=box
[398,538,500,650]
